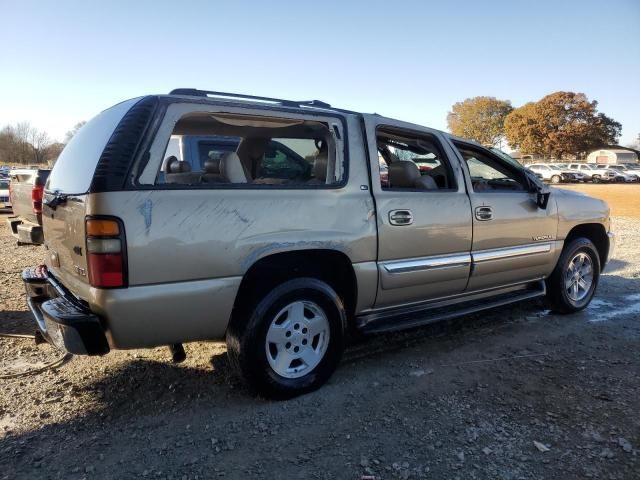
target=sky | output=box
[1,0,639,146]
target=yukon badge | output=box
[532,234,553,241]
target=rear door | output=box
[365,117,473,308]
[449,141,559,291]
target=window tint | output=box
[455,143,527,192]
[157,112,342,187]
[46,97,140,193]
[376,127,455,191]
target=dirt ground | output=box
[1,185,639,479]
[557,183,640,217]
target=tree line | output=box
[0,121,85,166]
[446,91,628,159]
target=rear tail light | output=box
[85,217,127,288]
[32,184,44,214]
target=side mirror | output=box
[536,191,550,209]
[525,171,550,210]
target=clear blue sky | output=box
[1,0,638,145]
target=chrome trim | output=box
[383,253,471,274]
[472,243,552,263]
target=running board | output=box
[357,280,546,334]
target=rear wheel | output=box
[226,278,346,399]
[592,175,601,183]
[550,175,561,184]
[546,237,600,313]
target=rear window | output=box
[46,98,141,193]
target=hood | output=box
[552,187,610,226]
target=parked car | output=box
[6,168,50,244]
[0,178,12,212]
[556,163,592,182]
[527,164,578,183]
[567,163,617,183]
[604,164,639,182]
[22,89,614,398]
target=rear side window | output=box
[46,98,140,193]
[155,111,343,187]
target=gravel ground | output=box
[1,207,639,479]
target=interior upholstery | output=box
[388,161,437,190]
[220,152,248,183]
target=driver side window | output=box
[455,144,527,193]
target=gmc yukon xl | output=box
[23,89,614,398]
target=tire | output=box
[592,175,601,183]
[226,277,347,399]
[545,237,600,314]
[550,175,561,184]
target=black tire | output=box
[592,175,601,183]
[545,237,600,314]
[226,278,347,399]
[550,175,561,184]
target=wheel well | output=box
[232,249,358,322]
[564,223,609,265]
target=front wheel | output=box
[592,175,601,183]
[545,237,600,313]
[226,278,346,399]
[550,175,561,184]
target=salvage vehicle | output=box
[0,178,11,212]
[527,164,578,183]
[23,89,614,398]
[7,168,50,244]
[603,164,639,183]
[567,163,617,183]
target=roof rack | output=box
[169,88,332,110]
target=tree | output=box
[0,122,54,165]
[65,121,86,143]
[447,96,513,147]
[505,92,621,159]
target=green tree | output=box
[447,96,513,147]
[504,92,621,159]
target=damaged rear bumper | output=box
[22,265,110,355]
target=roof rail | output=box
[169,88,332,110]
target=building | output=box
[587,148,638,164]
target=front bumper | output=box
[22,265,110,355]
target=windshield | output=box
[549,165,562,170]
[0,180,9,189]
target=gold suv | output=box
[23,89,614,398]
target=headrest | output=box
[312,153,328,181]
[166,156,191,174]
[203,157,221,174]
[220,152,248,183]
[388,161,420,188]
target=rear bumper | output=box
[22,265,109,355]
[7,216,44,244]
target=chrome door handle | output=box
[389,209,413,226]
[475,206,493,221]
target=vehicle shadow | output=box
[0,310,36,336]
[1,273,638,479]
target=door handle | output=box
[475,206,493,221]
[389,209,413,226]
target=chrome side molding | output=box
[472,243,552,263]
[383,253,471,274]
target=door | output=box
[449,141,559,291]
[365,119,473,308]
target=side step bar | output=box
[357,280,546,334]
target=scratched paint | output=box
[138,198,153,234]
